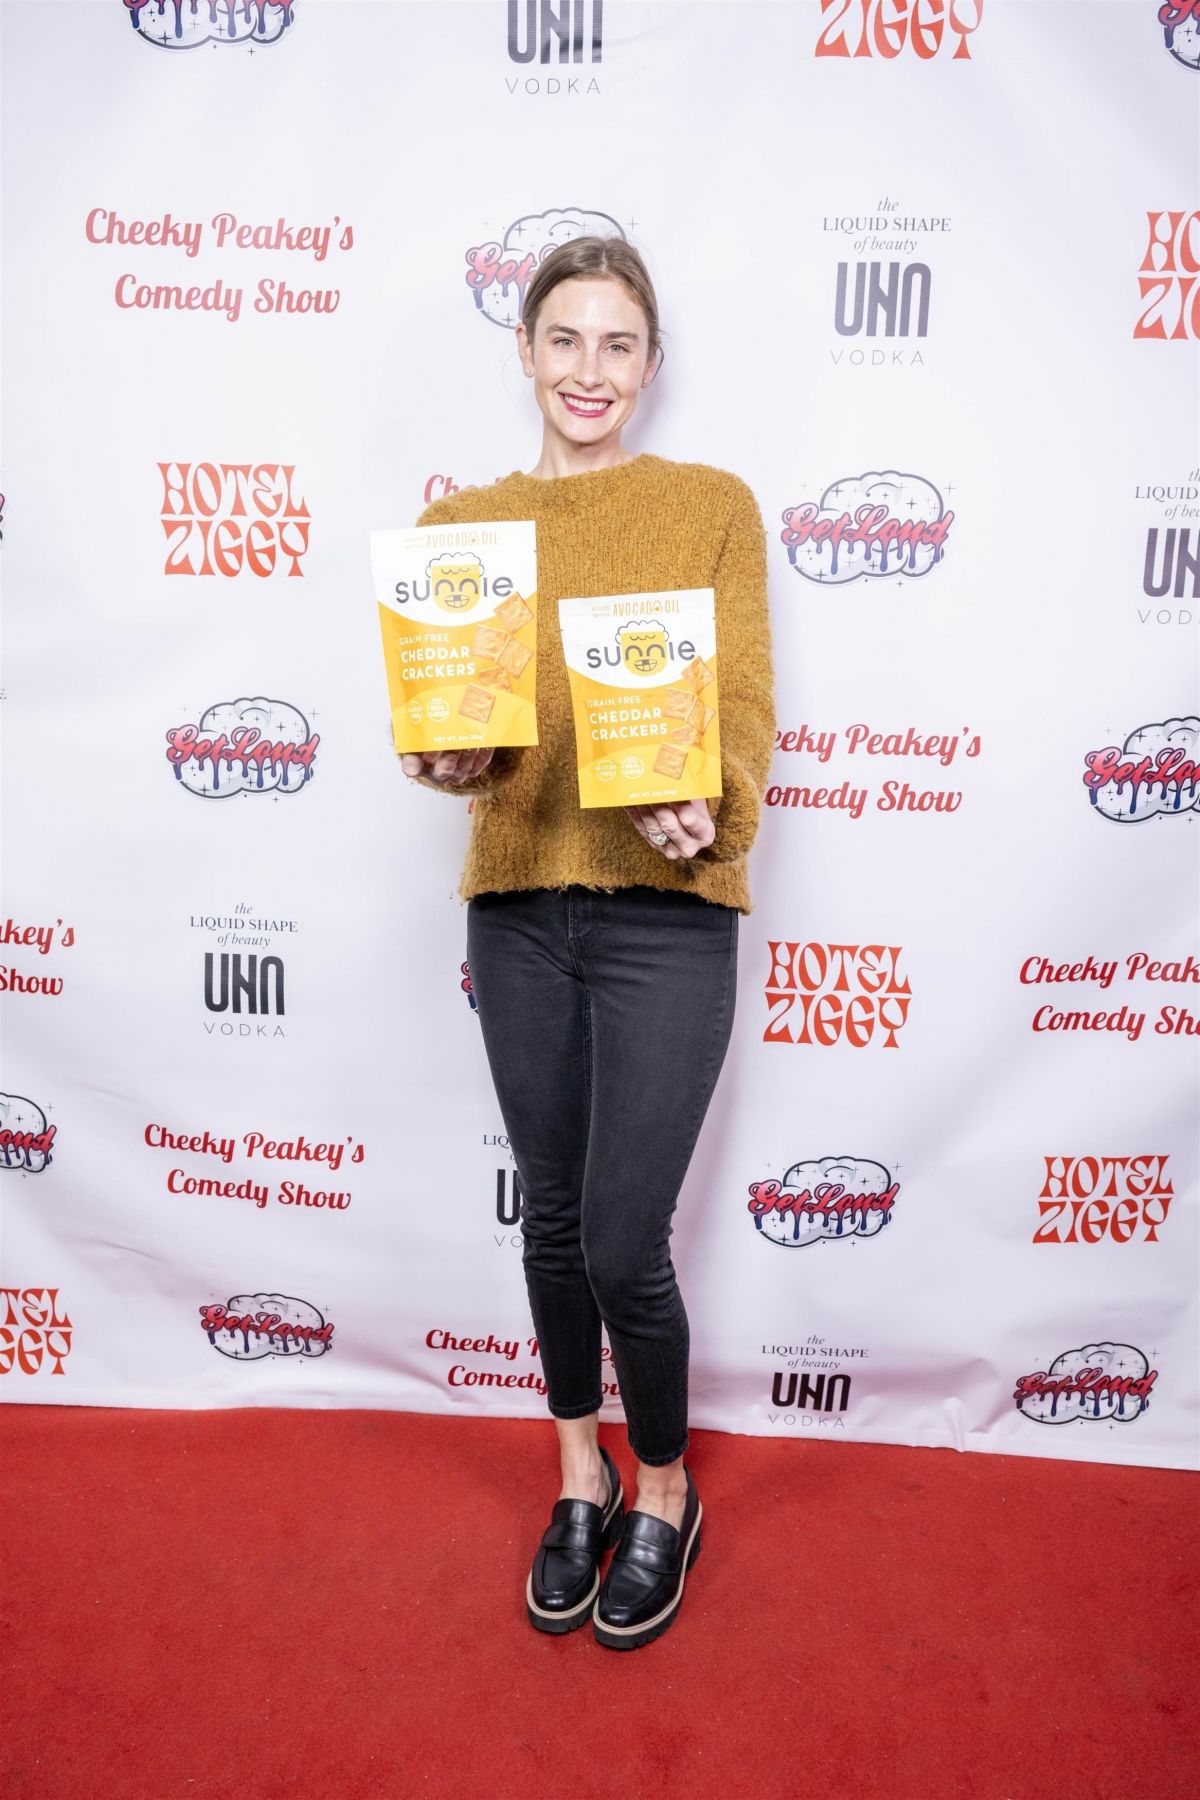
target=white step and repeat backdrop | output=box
[3,0,1198,1470]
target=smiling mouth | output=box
[559,393,614,415]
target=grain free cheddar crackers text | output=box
[557,588,721,808]
[370,521,538,753]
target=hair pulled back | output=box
[520,234,665,377]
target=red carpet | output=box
[1,1407,1194,1800]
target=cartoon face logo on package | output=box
[1013,1342,1158,1424]
[429,556,484,613]
[1083,716,1200,820]
[558,589,722,808]
[166,698,319,797]
[617,620,670,674]
[371,520,538,754]
[199,1293,333,1359]
[125,0,296,51]
[746,1156,899,1247]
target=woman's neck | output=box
[525,436,638,481]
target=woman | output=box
[405,235,776,1650]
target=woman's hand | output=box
[402,748,495,786]
[625,797,715,859]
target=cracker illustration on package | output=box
[557,589,722,808]
[370,520,538,753]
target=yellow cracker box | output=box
[370,520,538,753]
[557,588,722,808]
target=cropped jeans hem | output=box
[629,1431,691,1467]
[547,1396,606,1421]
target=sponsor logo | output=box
[578,615,697,676]
[765,941,912,1048]
[815,0,983,60]
[123,0,296,51]
[1014,1343,1157,1424]
[835,258,929,340]
[0,917,76,1000]
[505,0,602,93]
[426,1327,619,1401]
[781,471,953,583]
[166,697,319,797]
[159,461,310,578]
[495,1165,522,1229]
[193,906,296,1040]
[1160,1,1200,69]
[766,719,980,820]
[0,1288,73,1375]
[422,470,511,507]
[190,902,299,952]
[0,1094,56,1173]
[1083,717,1200,820]
[769,1369,851,1413]
[147,1122,363,1212]
[747,1156,899,1246]
[1022,951,1200,1043]
[199,1293,334,1358]
[467,208,625,328]
[483,1133,523,1247]
[204,952,285,1017]
[762,1333,871,1429]
[390,542,518,613]
[822,199,957,364]
[1136,209,1200,340]
[1033,1155,1174,1244]
[1136,470,1200,627]
[86,208,352,324]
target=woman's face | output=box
[516,276,656,452]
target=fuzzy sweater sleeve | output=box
[403,490,525,798]
[696,479,777,863]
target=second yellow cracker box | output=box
[557,588,722,808]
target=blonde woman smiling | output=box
[406,235,775,1651]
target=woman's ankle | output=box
[559,1443,608,1503]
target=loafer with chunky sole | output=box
[592,1465,702,1650]
[526,1444,624,1634]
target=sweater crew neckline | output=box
[504,451,657,494]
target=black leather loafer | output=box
[592,1465,702,1650]
[526,1445,624,1634]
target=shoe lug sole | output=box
[526,1482,625,1634]
[526,1566,599,1632]
[592,1504,702,1650]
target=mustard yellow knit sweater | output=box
[412,452,776,915]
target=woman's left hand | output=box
[625,797,715,859]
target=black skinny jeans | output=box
[464,883,739,1465]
